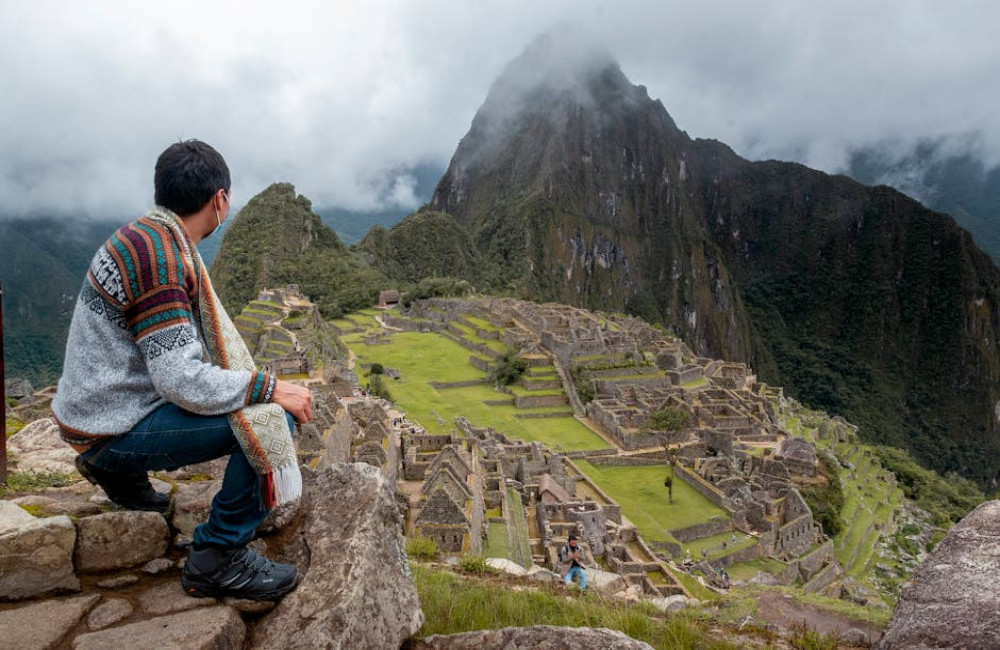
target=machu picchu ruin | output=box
[0,288,973,648]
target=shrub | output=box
[458,554,499,576]
[370,363,385,375]
[406,535,439,560]
[488,348,528,387]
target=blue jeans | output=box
[81,403,295,548]
[565,565,587,589]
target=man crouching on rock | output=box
[52,140,312,602]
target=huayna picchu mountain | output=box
[380,29,1000,487]
[211,182,384,318]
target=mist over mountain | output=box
[372,29,1000,487]
[847,141,1000,265]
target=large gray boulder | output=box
[75,510,169,572]
[254,463,424,649]
[0,500,79,600]
[407,625,654,649]
[880,500,1000,649]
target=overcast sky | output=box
[1,0,997,219]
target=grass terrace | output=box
[684,532,757,561]
[725,559,787,583]
[483,521,511,560]
[345,330,608,451]
[574,461,728,543]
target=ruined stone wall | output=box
[674,464,728,510]
[797,539,834,579]
[777,515,817,558]
[669,516,731,543]
[514,394,567,408]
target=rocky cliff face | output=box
[416,29,1000,487]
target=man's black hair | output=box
[154,140,231,216]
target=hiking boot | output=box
[75,454,170,513]
[181,545,300,601]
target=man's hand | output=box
[272,380,313,424]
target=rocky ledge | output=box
[0,462,422,649]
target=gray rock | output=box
[171,480,221,536]
[138,581,216,616]
[73,605,245,650]
[142,558,176,575]
[486,557,528,576]
[587,567,627,594]
[256,497,301,535]
[880,500,1000,649]
[408,625,654,649]
[648,594,690,613]
[5,377,35,400]
[224,597,276,614]
[0,594,99,648]
[96,574,139,589]
[75,511,169,572]
[87,598,134,630]
[0,501,79,600]
[6,417,78,474]
[525,565,560,582]
[255,463,424,649]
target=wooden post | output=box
[1,281,7,484]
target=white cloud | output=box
[0,0,998,217]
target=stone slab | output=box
[0,501,79,600]
[75,510,169,572]
[0,594,99,648]
[73,605,245,650]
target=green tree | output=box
[488,348,528,386]
[642,406,692,432]
[367,373,393,402]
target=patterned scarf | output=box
[147,207,302,509]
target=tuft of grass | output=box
[406,535,439,560]
[0,469,76,496]
[412,565,739,649]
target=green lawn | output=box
[483,521,511,560]
[574,461,728,542]
[685,531,757,561]
[725,559,787,582]
[346,330,608,451]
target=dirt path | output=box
[753,592,882,646]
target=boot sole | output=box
[181,571,301,602]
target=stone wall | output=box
[669,516,731,543]
[514,394,567,408]
[777,515,818,559]
[674,464,728,510]
[587,456,664,467]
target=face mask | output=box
[205,192,229,240]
